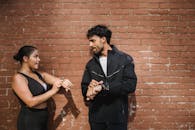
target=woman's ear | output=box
[23,56,29,62]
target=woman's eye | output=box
[34,55,39,58]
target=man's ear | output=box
[101,36,107,43]
[23,56,29,62]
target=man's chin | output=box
[89,49,102,56]
[90,50,98,55]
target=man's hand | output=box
[86,80,103,100]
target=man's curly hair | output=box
[87,25,112,44]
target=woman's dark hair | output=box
[13,45,37,63]
[87,25,112,44]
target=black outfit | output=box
[16,72,50,130]
[81,45,137,130]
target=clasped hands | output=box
[53,78,73,92]
[86,79,103,101]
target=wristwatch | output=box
[101,83,109,90]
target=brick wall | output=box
[0,0,195,130]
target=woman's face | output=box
[26,49,40,70]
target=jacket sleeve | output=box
[108,58,137,96]
[81,66,91,99]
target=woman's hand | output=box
[61,79,73,92]
[51,79,62,93]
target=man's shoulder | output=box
[115,49,133,62]
[85,57,96,67]
[112,45,132,58]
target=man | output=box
[81,25,137,130]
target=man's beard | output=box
[90,47,104,56]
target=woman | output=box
[12,45,73,130]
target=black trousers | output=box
[90,122,127,130]
[17,107,48,130]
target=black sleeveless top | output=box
[17,71,51,106]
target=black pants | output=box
[17,107,48,130]
[90,122,127,130]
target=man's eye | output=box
[90,40,95,42]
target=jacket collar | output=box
[108,45,119,54]
[93,45,118,59]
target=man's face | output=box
[88,35,104,55]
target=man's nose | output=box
[89,42,93,47]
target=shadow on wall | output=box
[0,0,13,9]
[128,93,137,122]
[0,0,7,4]
[48,89,80,130]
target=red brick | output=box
[0,0,195,130]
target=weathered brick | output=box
[0,0,195,130]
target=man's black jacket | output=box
[81,45,137,123]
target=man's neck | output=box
[101,44,112,56]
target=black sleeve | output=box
[108,60,137,96]
[81,66,91,99]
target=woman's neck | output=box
[19,64,33,75]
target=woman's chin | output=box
[34,65,39,70]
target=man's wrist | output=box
[101,83,109,90]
